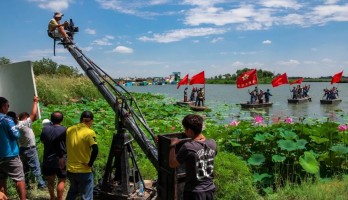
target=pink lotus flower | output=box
[338,124,348,132]
[254,116,263,124]
[229,120,240,127]
[285,117,293,124]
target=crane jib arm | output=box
[66,44,159,169]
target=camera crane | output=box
[49,19,186,200]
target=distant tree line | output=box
[0,56,80,76]
[206,68,276,84]
[206,68,347,84]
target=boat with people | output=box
[236,69,274,109]
[176,100,194,106]
[240,102,273,109]
[288,97,312,104]
[320,99,342,104]
[189,104,209,111]
[176,71,207,110]
[320,71,343,104]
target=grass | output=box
[265,176,348,200]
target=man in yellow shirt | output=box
[66,111,98,200]
[47,12,71,43]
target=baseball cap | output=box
[54,12,64,18]
[42,119,51,126]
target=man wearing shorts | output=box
[0,97,26,200]
[40,111,67,200]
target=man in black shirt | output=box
[169,114,217,200]
[40,111,67,200]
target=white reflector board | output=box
[0,61,40,119]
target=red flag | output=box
[272,73,288,87]
[236,69,258,88]
[290,78,304,85]
[331,71,343,84]
[190,71,205,85]
[177,74,189,89]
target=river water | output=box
[125,82,348,123]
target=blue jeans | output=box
[19,147,46,188]
[66,171,94,200]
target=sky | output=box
[0,0,348,79]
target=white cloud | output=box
[262,40,272,44]
[113,46,134,54]
[28,0,71,11]
[211,37,223,43]
[92,36,114,46]
[278,59,300,65]
[138,27,227,43]
[184,5,256,26]
[324,0,340,5]
[322,58,334,63]
[85,28,96,35]
[259,0,302,9]
[81,46,93,52]
[280,14,305,25]
[309,4,348,24]
[304,60,317,64]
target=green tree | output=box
[33,58,58,75]
[0,57,11,65]
[57,64,79,76]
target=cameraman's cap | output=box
[54,12,63,18]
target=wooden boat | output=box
[320,99,342,104]
[189,105,208,111]
[240,102,273,109]
[288,97,311,104]
[176,101,194,106]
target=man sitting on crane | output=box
[47,12,71,43]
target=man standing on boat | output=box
[184,87,188,102]
[264,89,272,103]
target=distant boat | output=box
[288,97,312,104]
[176,100,194,106]
[240,102,273,109]
[320,99,342,104]
[189,105,208,111]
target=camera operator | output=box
[48,12,71,43]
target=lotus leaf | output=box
[280,130,298,140]
[253,133,272,142]
[330,144,348,154]
[247,153,265,166]
[296,139,308,149]
[317,152,329,161]
[299,151,319,174]
[262,187,274,195]
[309,136,329,144]
[277,139,297,151]
[230,141,241,147]
[272,155,286,163]
[253,172,272,182]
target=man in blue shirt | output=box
[0,97,26,200]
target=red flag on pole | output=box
[331,71,343,84]
[236,69,258,88]
[290,77,304,85]
[177,74,189,89]
[272,73,288,87]
[190,71,205,85]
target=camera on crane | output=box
[64,19,79,39]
